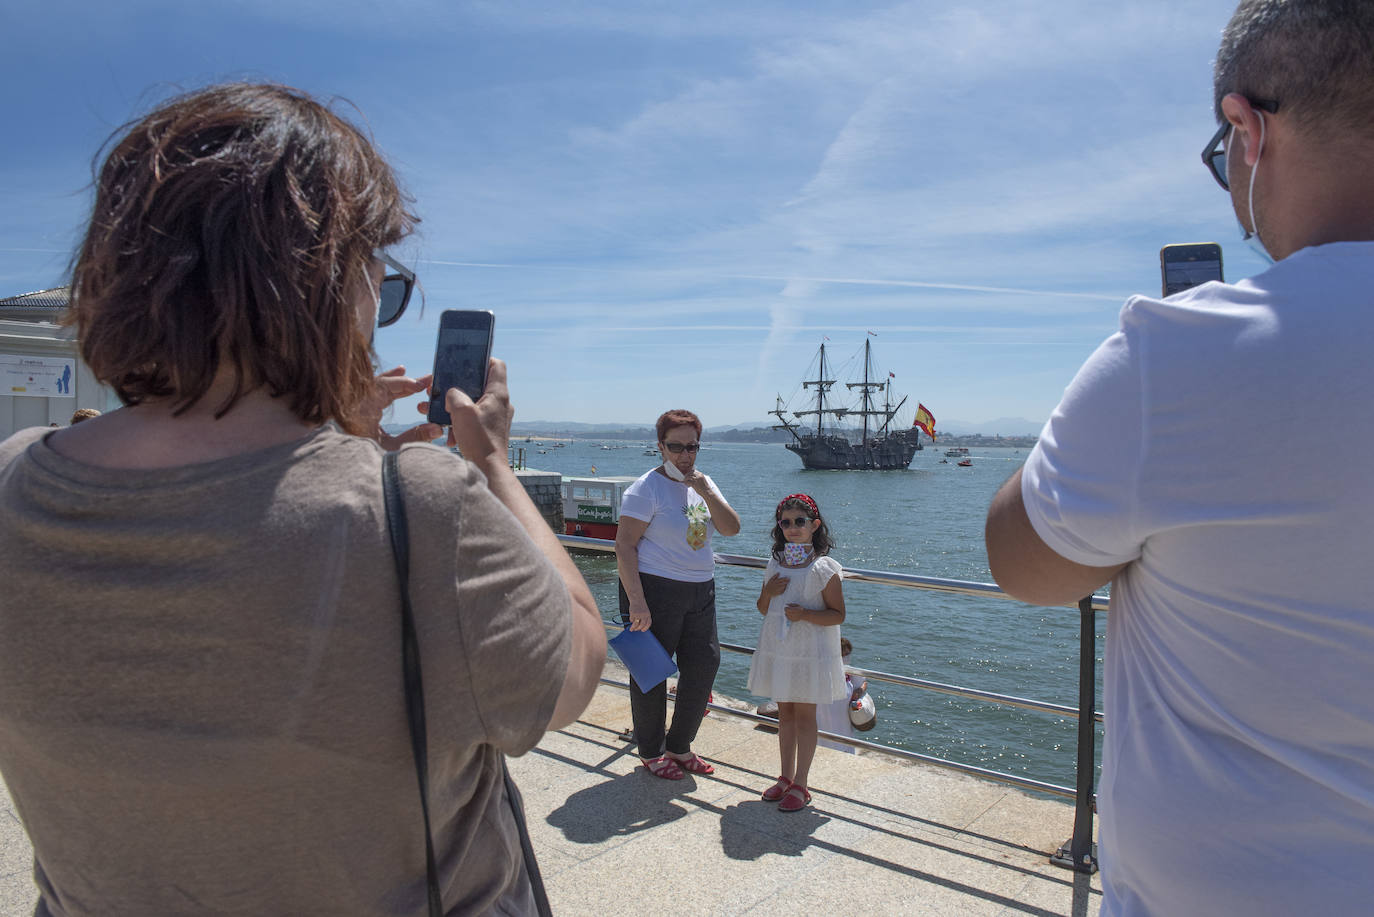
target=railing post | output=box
[1051,596,1099,874]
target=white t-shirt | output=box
[1021,242,1374,917]
[619,466,721,582]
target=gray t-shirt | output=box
[0,424,571,916]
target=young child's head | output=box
[770,492,832,558]
[840,637,853,659]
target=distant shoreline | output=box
[508,428,1039,449]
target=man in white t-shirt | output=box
[985,2,1374,914]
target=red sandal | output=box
[641,755,685,780]
[667,752,714,775]
[778,784,811,812]
[761,777,791,802]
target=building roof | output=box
[0,287,70,322]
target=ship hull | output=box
[785,431,922,470]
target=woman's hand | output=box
[627,600,653,633]
[441,359,512,469]
[682,469,711,497]
[364,367,443,449]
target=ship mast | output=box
[846,338,888,444]
[791,342,839,437]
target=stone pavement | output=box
[511,673,1101,917]
[0,670,1102,916]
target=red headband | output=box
[776,493,818,518]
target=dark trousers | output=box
[618,572,720,759]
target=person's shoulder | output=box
[623,466,663,494]
[394,442,484,493]
[0,426,51,469]
[814,554,843,576]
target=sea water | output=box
[519,437,1104,792]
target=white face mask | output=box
[1239,109,1274,264]
[661,460,685,481]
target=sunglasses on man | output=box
[374,250,416,327]
[1200,97,1279,191]
[663,442,700,454]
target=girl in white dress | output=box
[747,493,848,811]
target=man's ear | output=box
[1220,92,1266,167]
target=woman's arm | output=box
[685,472,741,536]
[615,516,653,632]
[444,362,606,731]
[783,572,846,626]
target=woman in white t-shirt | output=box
[615,409,741,779]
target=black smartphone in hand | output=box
[1160,243,1224,297]
[427,310,494,426]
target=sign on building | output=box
[2,353,77,398]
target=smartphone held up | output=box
[427,310,495,426]
[1160,242,1224,297]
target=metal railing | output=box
[559,532,1104,874]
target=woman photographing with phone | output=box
[0,83,605,916]
[616,409,741,779]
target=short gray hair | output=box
[1214,0,1374,141]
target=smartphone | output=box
[427,310,494,425]
[1160,243,1224,297]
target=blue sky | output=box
[1,0,1256,431]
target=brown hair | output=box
[69,408,101,424]
[65,83,416,433]
[655,409,702,443]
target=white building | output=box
[0,288,113,439]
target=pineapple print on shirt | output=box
[683,502,710,550]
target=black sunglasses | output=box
[663,442,700,454]
[778,516,813,528]
[1201,97,1279,191]
[374,250,415,327]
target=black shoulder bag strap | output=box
[381,451,554,917]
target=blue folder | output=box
[608,627,678,691]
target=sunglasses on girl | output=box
[663,442,700,454]
[374,250,416,327]
[778,516,813,528]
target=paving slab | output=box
[0,680,1102,916]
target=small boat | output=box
[643,448,658,456]
[958,459,973,467]
[944,447,970,457]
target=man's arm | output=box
[985,467,1126,606]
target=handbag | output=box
[607,626,678,691]
[382,451,553,917]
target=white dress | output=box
[816,672,857,754]
[747,555,848,704]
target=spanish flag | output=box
[913,403,936,441]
